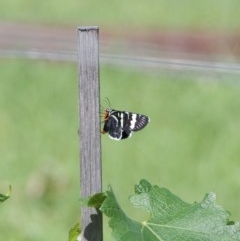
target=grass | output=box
[1,1,240,240]
[1,59,240,240]
[0,60,79,241]
[1,0,240,31]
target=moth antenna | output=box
[104,97,111,109]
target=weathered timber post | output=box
[77,27,102,241]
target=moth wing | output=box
[131,114,150,131]
[107,116,122,140]
[121,130,132,139]
[118,112,132,139]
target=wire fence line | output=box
[1,49,240,74]
[1,22,240,75]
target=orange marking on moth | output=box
[103,110,109,120]
[101,109,110,134]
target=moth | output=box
[101,107,150,140]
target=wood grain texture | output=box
[77,26,102,241]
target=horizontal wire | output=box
[1,49,240,74]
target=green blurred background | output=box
[1,1,240,240]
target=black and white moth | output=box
[101,108,150,140]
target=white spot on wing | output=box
[120,113,124,128]
[130,114,137,130]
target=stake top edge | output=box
[77,26,99,32]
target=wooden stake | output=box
[77,26,102,241]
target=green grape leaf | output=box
[87,192,107,208]
[68,223,81,241]
[100,186,142,241]
[0,185,11,203]
[100,179,240,241]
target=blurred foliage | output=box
[0,185,11,202]
[1,1,240,240]
[0,0,240,30]
[1,59,240,240]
